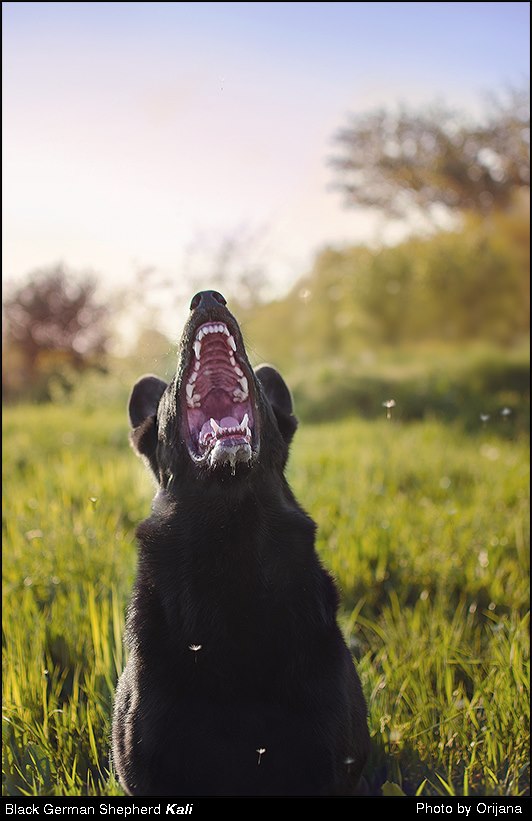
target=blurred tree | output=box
[239,193,529,361]
[3,265,110,401]
[330,85,530,221]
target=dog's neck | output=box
[138,477,312,571]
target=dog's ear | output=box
[255,364,298,445]
[128,375,167,474]
[129,375,168,428]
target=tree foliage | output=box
[239,195,530,368]
[3,266,110,401]
[330,86,530,219]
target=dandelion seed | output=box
[256,747,266,765]
[480,414,490,424]
[501,407,512,419]
[188,644,202,663]
[382,399,396,420]
[478,550,489,568]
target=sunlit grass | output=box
[2,405,529,795]
[291,419,529,796]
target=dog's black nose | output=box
[189,290,227,311]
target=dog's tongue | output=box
[219,416,239,428]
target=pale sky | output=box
[2,2,530,334]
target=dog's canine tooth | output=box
[227,335,237,351]
[239,377,248,395]
[193,341,201,359]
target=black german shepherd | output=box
[112,290,369,796]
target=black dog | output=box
[112,290,369,796]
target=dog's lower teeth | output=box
[199,414,252,446]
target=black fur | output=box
[112,292,369,796]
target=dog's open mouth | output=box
[182,321,257,468]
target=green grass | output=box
[2,405,529,796]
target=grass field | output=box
[2,404,529,796]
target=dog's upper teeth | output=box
[186,389,201,408]
[188,325,250,411]
[196,323,229,343]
